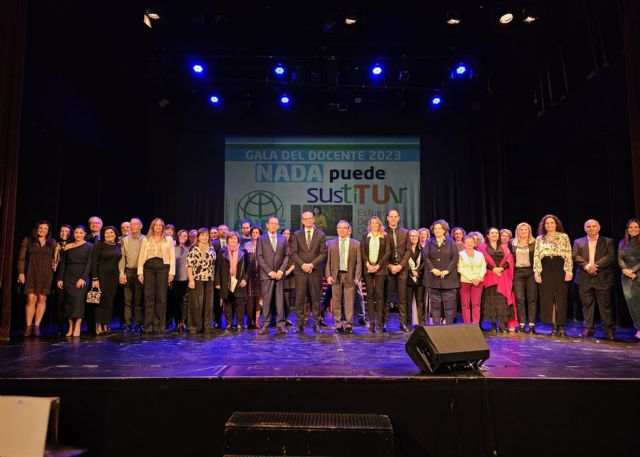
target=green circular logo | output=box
[236,190,284,223]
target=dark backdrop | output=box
[8,0,637,329]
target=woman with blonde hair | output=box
[362,216,391,333]
[137,218,176,334]
[510,222,537,333]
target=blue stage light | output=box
[430,96,442,107]
[192,64,204,74]
[274,64,286,76]
[209,95,221,105]
[451,63,472,79]
[280,95,291,105]
[371,64,383,76]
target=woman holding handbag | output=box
[91,226,122,335]
[57,225,94,337]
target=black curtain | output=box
[621,0,640,215]
[0,0,28,341]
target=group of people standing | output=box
[16,210,640,340]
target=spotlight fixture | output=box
[144,9,160,28]
[450,62,471,79]
[274,64,286,76]
[192,64,204,74]
[445,11,461,25]
[499,12,514,24]
[430,96,443,107]
[371,64,383,76]
[209,95,221,105]
[522,8,538,23]
[280,95,291,105]
[345,16,357,25]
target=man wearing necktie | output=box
[326,221,362,333]
[290,211,327,332]
[256,217,289,334]
[386,209,411,331]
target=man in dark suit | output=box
[290,211,327,333]
[326,220,362,333]
[385,209,410,331]
[256,216,289,334]
[572,219,616,340]
[85,216,103,243]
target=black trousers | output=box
[213,287,222,328]
[124,267,144,326]
[224,293,247,327]
[406,284,425,325]
[188,280,213,333]
[168,280,188,326]
[579,284,615,332]
[143,258,169,332]
[385,267,408,326]
[513,267,537,324]
[294,274,323,326]
[364,274,386,326]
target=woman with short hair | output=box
[216,231,250,330]
[423,219,460,325]
[458,235,486,324]
[187,228,216,334]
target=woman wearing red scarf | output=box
[216,231,250,330]
[479,227,515,334]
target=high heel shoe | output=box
[518,323,525,333]
[529,324,536,334]
[558,326,567,337]
[73,323,81,337]
[24,325,33,337]
[33,325,41,337]
[95,324,102,336]
[549,325,558,336]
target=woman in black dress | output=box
[216,231,250,330]
[91,226,122,335]
[403,229,425,327]
[57,225,94,337]
[53,224,72,335]
[17,220,57,337]
[244,226,263,328]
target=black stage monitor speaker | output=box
[405,324,490,374]
[224,411,393,457]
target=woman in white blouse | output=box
[533,214,573,336]
[137,218,176,334]
[458,235,487,324]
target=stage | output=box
[1,316,640,457]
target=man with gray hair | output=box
[572,219,616,340]
[119,218,145,332]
